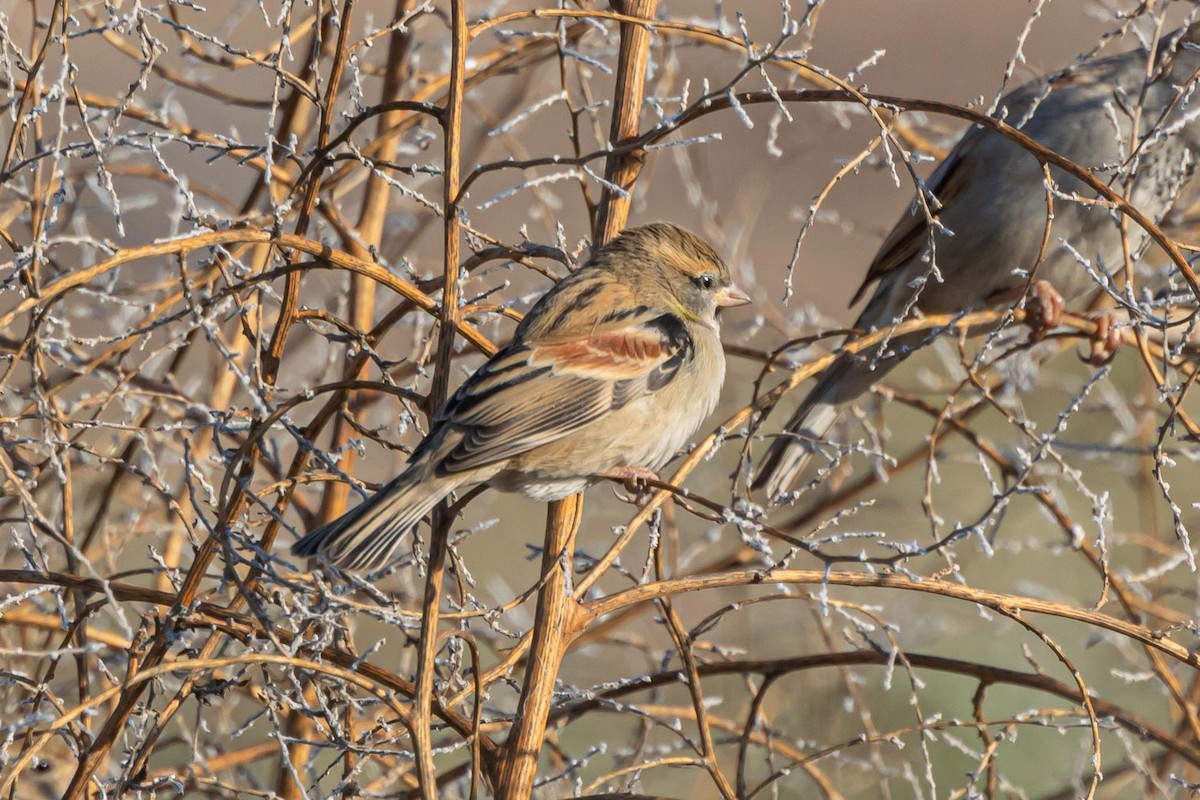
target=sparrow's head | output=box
[599,222,750,325]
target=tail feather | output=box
[756,282,948,499]
[753,399,842,501]
[755,308,927,501]
[292,473,461,572]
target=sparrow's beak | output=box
[715,283,752,307]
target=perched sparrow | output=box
[294,223,750,571]
[755,23,1200,501]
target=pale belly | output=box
[492,327,725,501]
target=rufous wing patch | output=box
[530,327,670,380]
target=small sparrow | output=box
[293,222,750,571]
[755,22,1200,501]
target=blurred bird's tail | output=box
[752,395,842,502]
[754,300,935,500]
[292,471,463,572]
[753,343,891,501]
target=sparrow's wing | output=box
[849,134,981,306]
[417,307,692,475]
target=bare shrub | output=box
[2,2,1199,798]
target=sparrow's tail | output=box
[753,335,903,500]
[753,394,842,502]
[756,273,957,499]
[292,471,463,572]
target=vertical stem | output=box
[0,0,64,182]
[494,496,584,798]
[497,3,658,797]
[413,0,465,796]
[263,0,357,380]
[655,511,737,800]
[279,4,419,797]
[592,0,658,243]
[319,0,418,524]
[61,4,356,797]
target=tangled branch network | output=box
[1,2,1199,798]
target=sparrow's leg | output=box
[1026,279,1065,333]
[1083,313,1123,366]
[992,280,1120,362]
[604,466,660,507]
[987,279,1065,335]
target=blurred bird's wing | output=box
[418,307,693,474]
[850,134,981,307]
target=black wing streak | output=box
[427,312,693,475]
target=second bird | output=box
[293,223,749,572]
[756,22,1200,500]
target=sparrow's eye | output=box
[694,273,716,290]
